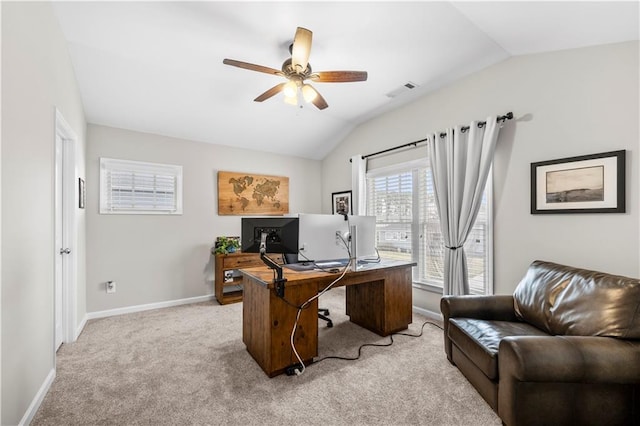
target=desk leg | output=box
[345,267,412,336]
[243,276,271,373]
[243,276,318,377]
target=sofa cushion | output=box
[513,260,640,338]
[448,318,547,379]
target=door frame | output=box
[54,108,78,346]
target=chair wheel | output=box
[327,321,333,328]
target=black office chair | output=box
[283,253,333,328]
[318,307,333,328]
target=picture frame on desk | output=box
[332,190,352,215]
[531,150,625,214]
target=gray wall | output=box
[322,41,639,313]
[86,125,322,313]
[1,2,87,425]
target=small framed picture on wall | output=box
[78,178,86,209]
[332,190,352,215]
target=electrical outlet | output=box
[106,281,116,294]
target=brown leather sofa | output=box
[441,260,640,426]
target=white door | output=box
[54,133,65,351]
[54,108,78,352]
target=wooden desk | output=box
[241,261,414,377]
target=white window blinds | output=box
[100,158,183,214]
[417,164,446,287]
[367,169,414,261]
[366,159,492,295]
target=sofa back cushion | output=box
[513,260,640,338]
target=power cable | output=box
[313,320,443,366]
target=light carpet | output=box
[33,287,501,425]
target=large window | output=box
[100,158,183,214]
[366,159,492,295]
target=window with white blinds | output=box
[100,158,183,214]
[366,159,492,295]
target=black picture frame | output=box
[78,177,86,209]
[332,190,353,215]
[531,150,625,214]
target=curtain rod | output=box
[350,112,513,162]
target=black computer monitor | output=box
[241,217,299,254]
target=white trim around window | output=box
[99,158,183,215]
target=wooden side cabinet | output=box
[214,252,283,305]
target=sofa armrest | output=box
[499,335,640,383]
[498,336,640,425]
[440,295,517,362]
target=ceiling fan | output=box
[223,27,367,110]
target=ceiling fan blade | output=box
[254,83,286,102]
[291,27,312,72]
[223,59,282,76]
[312,71,368,83]
[310,89,328,110]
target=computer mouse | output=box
[329,268,340,273]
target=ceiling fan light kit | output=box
[301,84,317,102]
[223,27,367,110]
[283,95,298,106]
[283,80,298,98]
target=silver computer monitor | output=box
[298,213,377,263]
[348,215,377,260]
[298,213,349,262]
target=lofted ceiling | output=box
[52,1,639,160]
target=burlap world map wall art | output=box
[217,171,289,215]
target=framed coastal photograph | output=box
[332,190,352,215]
[531,150,625,214]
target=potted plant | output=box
[214,236,240,255]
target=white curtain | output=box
[428,117,501,295]
[351,155,367,215]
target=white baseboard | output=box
[412,305,442,321]
[75,314,87,340]
[19,368,55,426]
[86,294,215,320]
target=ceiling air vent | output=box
[385,81,419,98]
